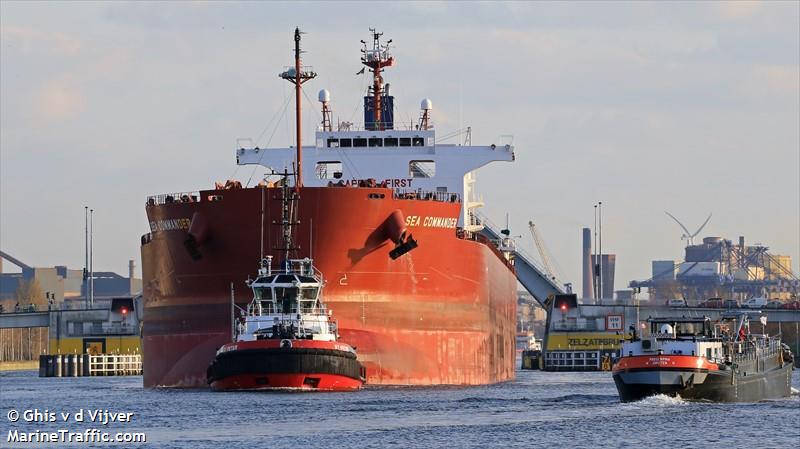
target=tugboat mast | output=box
[277,28,316,265]
[280,28,316,192]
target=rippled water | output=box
[2,367,798,448]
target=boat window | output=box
[384,138,398,147]
[339,138,352,148]
[327,138,339,148]
[275,274,295,283]
[301,288,318,300]
[299,299,315,314]
[399,138,411,147]
[274,286,298,301]
[368,138,382,147]
[412,137,425,147]
[253,287,273,300]
[315,161,343,180]
[675,322,704,336]
[353,138,367,147]
[260,300,275,314]
[409,160,436,178]
[298,276,316,283]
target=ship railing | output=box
[68,323,137,337]
[551,321,602,332]
[49,300,113,311]
[729,335,783,363]
[249,314,336,339]
[146,191,201,206]
[475,211,558,284]
[455,230,515,271]
[275,260,325,281]
[392,190,461,203]
[319,122,433,133]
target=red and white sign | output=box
[606,314,623,331]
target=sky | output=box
[1,1,798,295]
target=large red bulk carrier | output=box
[141,29,518,387]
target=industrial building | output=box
[581,227,617,301]
[0,250,141,312]
[631,236,798,303]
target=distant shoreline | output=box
[0,360,37,371]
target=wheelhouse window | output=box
[399,137,412,146]
[301,287,318,300]
[326,138,339,148]
[412,137,425,146]
[384,137,398,147]
[409,160,436,178]
[368,138,382,147]
[274,287,299,314]
[299,299,316,314]
[315,161,343,180]
[353,138,367,147]
[260,301,275,314]
[253,287,273,300]
[339,138,352,148]
[274,287,298,301]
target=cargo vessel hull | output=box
[141,187,517,387]
[613,356,793,402]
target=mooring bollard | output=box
[83,354,90,376]
[70,354,79,377]
[54,355,62,377]
[39,355,47,377]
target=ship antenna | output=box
[361,28,394,131]
[280,27,317,193]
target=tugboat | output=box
[206,253,366,391]
[612,313,793,402]
[206,29,367,392]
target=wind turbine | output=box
[664,211,712,246]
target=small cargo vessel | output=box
[207,178,366,391]
[613,313,793,402]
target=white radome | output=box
[421,98,433,110]
[319,89,331,103]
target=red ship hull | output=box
[207,340,365,391]
[210,373,363,391]
[141,186,517,387]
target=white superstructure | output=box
[236,29,515,231]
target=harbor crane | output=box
[528,221,558,282]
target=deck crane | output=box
[528,221,558,282]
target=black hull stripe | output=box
[208,348,363,383]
